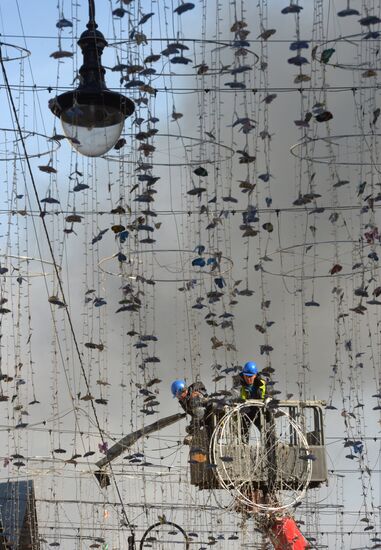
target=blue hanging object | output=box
[243,205,258,224]
[363,31,380,39]
[288,55,309,66]
[352,442,363,454]
[359,15,381,26]
[192,257,206,267]
[194,244,205,255]
[281,4,303,14]
[118,252,127,262]
[368,251,379,261]
[207,257,217,266]
[290,40,309,50]
[119,230,129,243]
[258,172,271,182]
[337,8,359,16]
[94,298,107,307]
[214,277,225,289]
[174,2,195,15]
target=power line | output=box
[0,42,136,541]
[2,203,380,216]
[0,33,374,44]
[1,83,380,94]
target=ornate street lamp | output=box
[49,0,134,157]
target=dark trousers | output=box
[241,406,261,443]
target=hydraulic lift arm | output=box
[95,412,186,475]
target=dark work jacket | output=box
[234,373,266,401]
[178,381,207,415]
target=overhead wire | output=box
[0,40,136,541]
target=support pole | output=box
[88,0,96,28]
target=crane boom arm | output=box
[95,412,186,469]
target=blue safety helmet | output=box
[171,379,186,398]
[242,361,258,376]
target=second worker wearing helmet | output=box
[231,361,267,442]
[234,361,266,401]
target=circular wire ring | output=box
[313,32,381,71]
[262,240,378,279]
[109,37,260,73]
[0,41,31,62]
[139,521,189,549]
[0,254,62,278]
[104,133,235,166]
[0,128,61,161]
[98,248,234,282]
[290,133,381,166]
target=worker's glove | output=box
[264,397,280,412]
[190,395,204,407]
[192,406,205,420]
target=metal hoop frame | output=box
[98,248,234,282]
[0,41,31,62]
[139,521,190,550]
[104,133,235,166]
[290,133,381,166]
[0,254,62,278]
[313,32,381,71]
[210,402,312,513]
[262,240,378,280]
[0,128,61,161]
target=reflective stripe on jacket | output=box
[240,377,266,400]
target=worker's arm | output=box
[188,381,208,397]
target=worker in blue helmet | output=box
[171,379,208,444]
[234,361,267,401]
[171,379,208,417]
[230,361,267,443]
[171,379,187,401]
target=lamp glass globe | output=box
[60,102,125,157]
